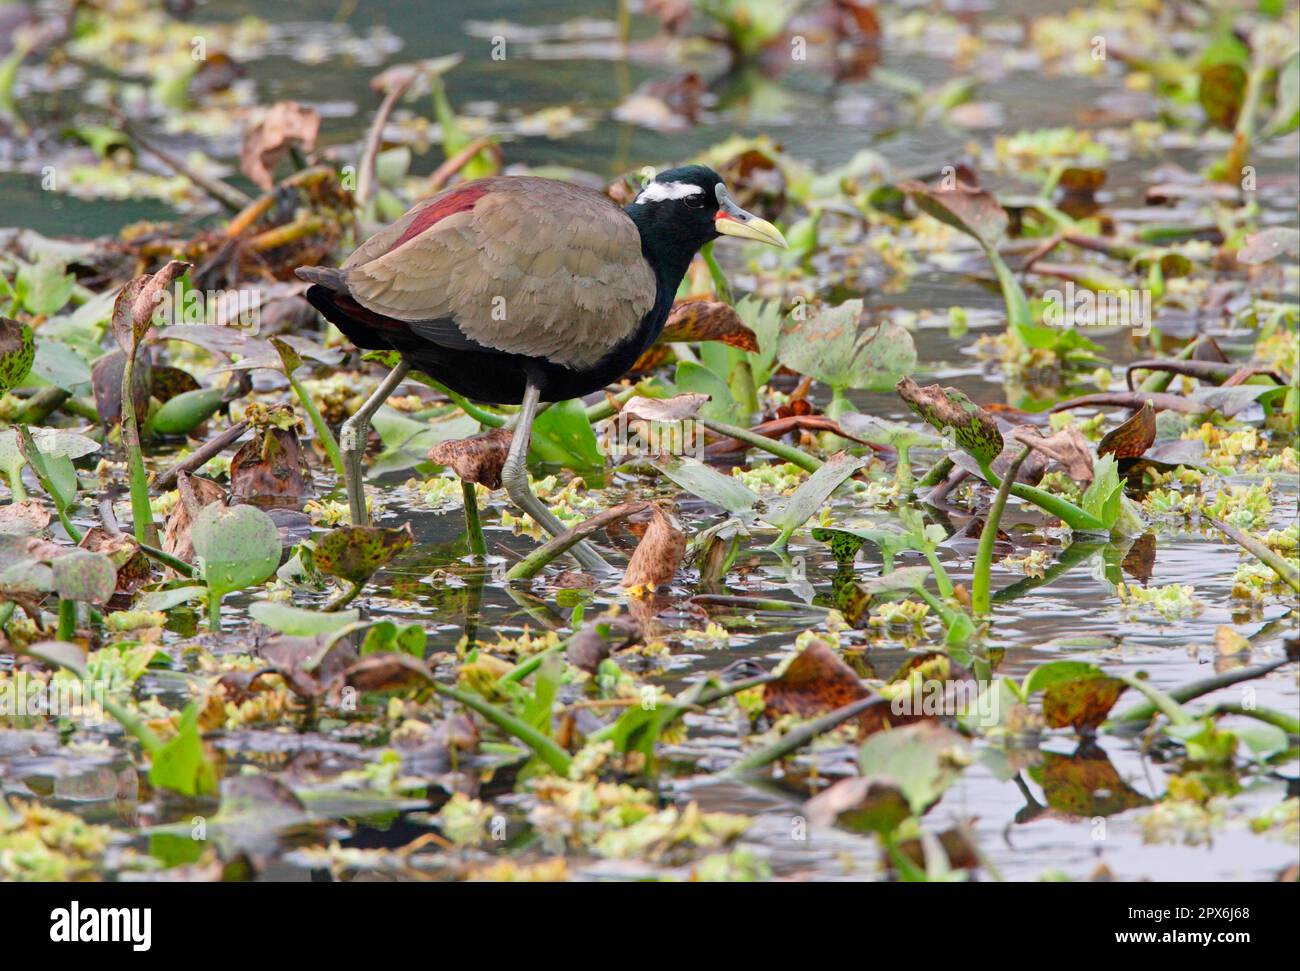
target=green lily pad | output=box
[192,503,282,597]
[777,300,916,392]
[248,601,360,636]
[51,550,118,604]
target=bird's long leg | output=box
[503,375,612,574]
[340,360,411,525]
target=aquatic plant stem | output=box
[431,682,571,775]
[462,481,487,557]
[57,599,77,641]
[286,368,344,478]
[15,425,82,542]
[700,417,823,472]
[977,459,1106,533]
[120,351,158,547]
[207,588,222,632]
[973,446,1029,615]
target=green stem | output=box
[985,246,1034,335]
[120,352,158,547]
[922,549,954,599]
[323,580,365,612]
[431,682,571,775]
[700,417,823,472]
[1113,672,1193,727]
[1205,703,1300,737]
[727,696,887,774]
[288,370,344,478]
[973,446,1029,615]
[462,481,486,557]
[978,459,1105,532]
[207,587,222,632]
[895,444,913,493]
[57,599,77,641]
[917,455,954,489]
[4,464,25,502]
[1108,660,1288,731]
[138,542,194,577]
[428,379,506,427]
[701,241,733,304]
[14,425,81,542]
[497,638,568,686]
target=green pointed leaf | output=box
[657,455,761,514]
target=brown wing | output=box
[341,177,656,370]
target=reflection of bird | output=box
[299,165,786,571]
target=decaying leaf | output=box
[230,425,311,501]
[428,428,514,489]
[313,523,414,585]
[111,260,191,353]
[78,527,152,596]
[1097,401,1156,461]
[897,377,1004,467]
[764,639,871,723]
[621,503,686,590]
[0,316,36,395]
[241,101,321,190]
[898,175,1008,248]
[566,616,641,674]
[0,500,52,535]
[91,349,152,428]
[163,473,228,565]
[343,653,435,694]
[1010,423,1095,483]
[621,393,710,424]
[658,299,758,351]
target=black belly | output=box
[306,283,666,405]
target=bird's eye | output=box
[683,193,705,209]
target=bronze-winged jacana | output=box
[298,164,786,572]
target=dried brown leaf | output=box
[240,102,320,191]
[428,427,514,489]
[620,503,686,590]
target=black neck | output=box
[624,203,699,300]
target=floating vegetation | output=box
[0,0,1295,894]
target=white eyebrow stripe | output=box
[634,181,704,204]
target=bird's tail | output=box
[294,265,347,290]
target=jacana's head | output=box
[626,164,786,275]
